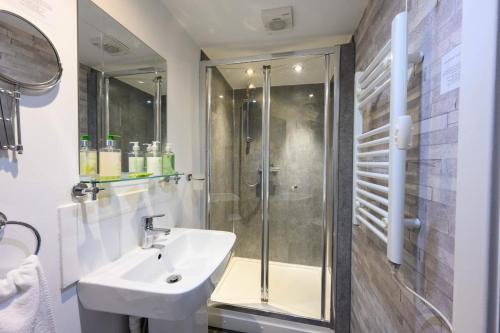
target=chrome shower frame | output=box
[200,46,340,328]
[98,69,165,146]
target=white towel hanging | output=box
[0,255,57,333]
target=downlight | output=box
[293,64,303,73]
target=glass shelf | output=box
[79,172,184,184]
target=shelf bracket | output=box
[165,174,181,184]
[72,181,104,200]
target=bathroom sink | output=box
[77,228,236,320]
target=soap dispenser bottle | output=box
[99,134,122,180]
[162,142,175,175]
[146,141,162,176]
[79,135,97,177]
[128,141,144,174]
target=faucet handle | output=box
[143,214,165,226]
[144,214,165,219]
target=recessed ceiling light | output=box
[252,99,257,103]
[219,95,224,99]
[309,93,314,98]
[249,83,256,89]
[137,80,145,84]
[246,68,254,75]
[146,100,152,104]
[293,64,303,72]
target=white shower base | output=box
[210,256,330,321]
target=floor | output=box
[210,257,330,320]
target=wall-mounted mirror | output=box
[77,0,167,175]
[0,10,63,153]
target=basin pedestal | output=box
[149,304,208,333]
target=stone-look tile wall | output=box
[209,69,237,235]
[334,42,356,332]
[209,78,326,266]
[351,1,461,332]
[0,17,58,86]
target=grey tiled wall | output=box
[209,69,237,235]
[78,65,167,170]
[0,17,58,86]
[334,42,355,332]
[351,0,461,332]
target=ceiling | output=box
[161,0,369,59]
[216,55,332,89]
[78,0,166,94]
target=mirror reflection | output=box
[0,10,62,90]
[0,10,62,153]
[77,0,167,177]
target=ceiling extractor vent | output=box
[262,6,293,32]
[90,34,130,56]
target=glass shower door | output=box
[206,52,333,323]
[207,63,265,310]
[263,55,331,320]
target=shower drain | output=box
[166,274,182,284]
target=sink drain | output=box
[166,274,182,284]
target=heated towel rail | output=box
[353,12,421,265]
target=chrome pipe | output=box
[201,47,337,67]
[205,67,213,230]
[154,75,162,143]
[104,77,110,139]
[320,54,330,321]
[245,100,253,144]
[261,65,271,302]
[13,88,22,153]
[0,89,14,150]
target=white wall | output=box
[453,0,499,332]
[0,0,201,332]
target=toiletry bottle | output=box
[162,142,175,175]
[128,141,144,174]
[146,141,162,176]
[99,134,122,180]
[79,135,97,176]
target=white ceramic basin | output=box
[77,228,236,321]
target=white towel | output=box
[0,255,57,333]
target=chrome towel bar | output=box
[0,212,41,255]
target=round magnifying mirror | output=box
[0,10,62,93]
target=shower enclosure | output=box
[202,48,337,327]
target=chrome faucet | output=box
[141,214,170,249]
